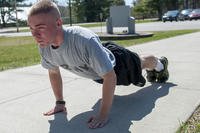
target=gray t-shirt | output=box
[39,26,116,80]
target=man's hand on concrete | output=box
[87,115,109,129]
[43,104,67,116]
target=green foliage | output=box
[133,0,164,20]
[132,0,200,20]
[112,0,125,5]
[72,0,125,23]
[133,0,154,19]
[72,0,85,22]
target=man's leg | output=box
[140,55,169,83]
[140,55,158,70]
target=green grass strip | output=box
[114,29,200,47]
[0,39,40,71]
[0,29,199,71]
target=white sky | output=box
[16,0,133,20]
[25,0,134,6]
[125,0,133,6]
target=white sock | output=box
[155,59,164,72]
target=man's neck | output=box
[52,28,64,48]
[51,45,59,49]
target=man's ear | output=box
[56,18,63,27]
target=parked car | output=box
[178,9,193,21]
[162,10,179,22]
[189,9,200,20]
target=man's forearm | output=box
[99,70,116,119]
[48,68,63,101]
[43,68,66,116]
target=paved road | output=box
[0,32,200,133]
[0,20,200,37]
[90,20,200,33]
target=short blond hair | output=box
[28,0,61,19]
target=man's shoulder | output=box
[63,26,89,32]
[63,26,98,39]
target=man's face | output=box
[28,13,59,48]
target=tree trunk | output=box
[1,15,6,27]
[158,0,163,21]
[184,0,189,8]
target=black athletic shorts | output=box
[94,42,146,87]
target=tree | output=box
[72,0,125,23]
[146,0,164,20]
[0,0,11,27]
[133,0,147,19]
[133,0,179,20]
[112,0,125,5]
[0,0,25,27]
[82,0,111,22]
[72,0,87,22]
[132,0,158,19]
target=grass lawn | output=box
[0,29,199,71]
[0,36,40,71]
[113,29,200,46]
[78,19,158,27]
[176,105,200,133]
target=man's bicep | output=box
[102,69,116,80]
[41,56,58,70]
[87,37,115,76]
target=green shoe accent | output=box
[157,56,169,83]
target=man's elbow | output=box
[103,69,117,84]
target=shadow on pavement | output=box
[48,82,177,133]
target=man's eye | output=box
[39,27,46,30]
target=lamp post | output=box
[14,0,19,32]
[69,0,72,26]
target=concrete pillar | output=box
[106,17,113,34]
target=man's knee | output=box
[141,55,157,70]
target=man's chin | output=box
[39,43,48,48]
[39,45,46,48]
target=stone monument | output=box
[106,5,135,34]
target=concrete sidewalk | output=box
[0,32,200,133]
